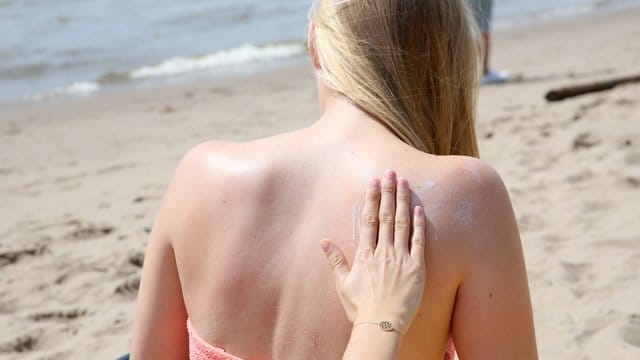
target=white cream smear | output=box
[449,199,475,230]
[417,180,443,212]
[422,180,438,189]
[351,204,361,247]
[418,178,478,231]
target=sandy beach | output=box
[1,8,639,360]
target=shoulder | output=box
[175,137,292,175]
[156,141,267,232]
[165,139,288,212]
[415,155,517,252]
[417,155,510,214]
[172,140,271,184]
[436,156,508,203]
[174,141,238,175]
[422,157,521,272]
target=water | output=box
[0,0,638,105]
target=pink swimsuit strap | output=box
[187,318,456,360]
[187,319,244,360]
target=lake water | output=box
[1,0,638,104]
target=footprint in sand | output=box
[133,196,147,203]
[54,272,70,285]
[621,314,640,347]
[29,309,87,322]
[0,333,40,353]
[63,223,114,241]
[115,276,141,296]
[0,245,48,267]
[573,133,601,150]
[128,252,144,268]
[560,261,591,283]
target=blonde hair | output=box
[310,0,481,157]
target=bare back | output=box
[156,116,535,359]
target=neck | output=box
[312,93,399,145]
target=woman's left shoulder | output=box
[415,155,516,240]
[437,156,505,192]
[419,155,510,208]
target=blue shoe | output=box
[482,69,509,85]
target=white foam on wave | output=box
[65,81,100,94]
[129,43,305,80]
[24,81,100,102]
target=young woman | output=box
[130,0,537,358]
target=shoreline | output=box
[2,5,639,110]
[1,7,639,359]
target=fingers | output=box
[321,239,349,284]
[377,170,397,250]
[394,178,411,254]
[410,206,427,263]
[357,178,381,254]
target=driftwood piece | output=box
[545,74,640,102]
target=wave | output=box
[17,41,305,103]
[24,81,99,102]
[128,42,305,80]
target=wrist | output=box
[354,311,409,335]
[353,320,406,336]
[344,322,403,359]
[350,322,403,344]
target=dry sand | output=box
[1,8,639,360]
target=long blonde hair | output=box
[310,0,481,157]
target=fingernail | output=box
[369,178,381,188]
[414,206,424,216]
[385,169,396,180]
[321,240,332,252]
[398,178,409,189]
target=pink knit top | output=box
[187,319,243,360]
[187,319,456,359]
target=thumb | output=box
[321,239,350,284]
